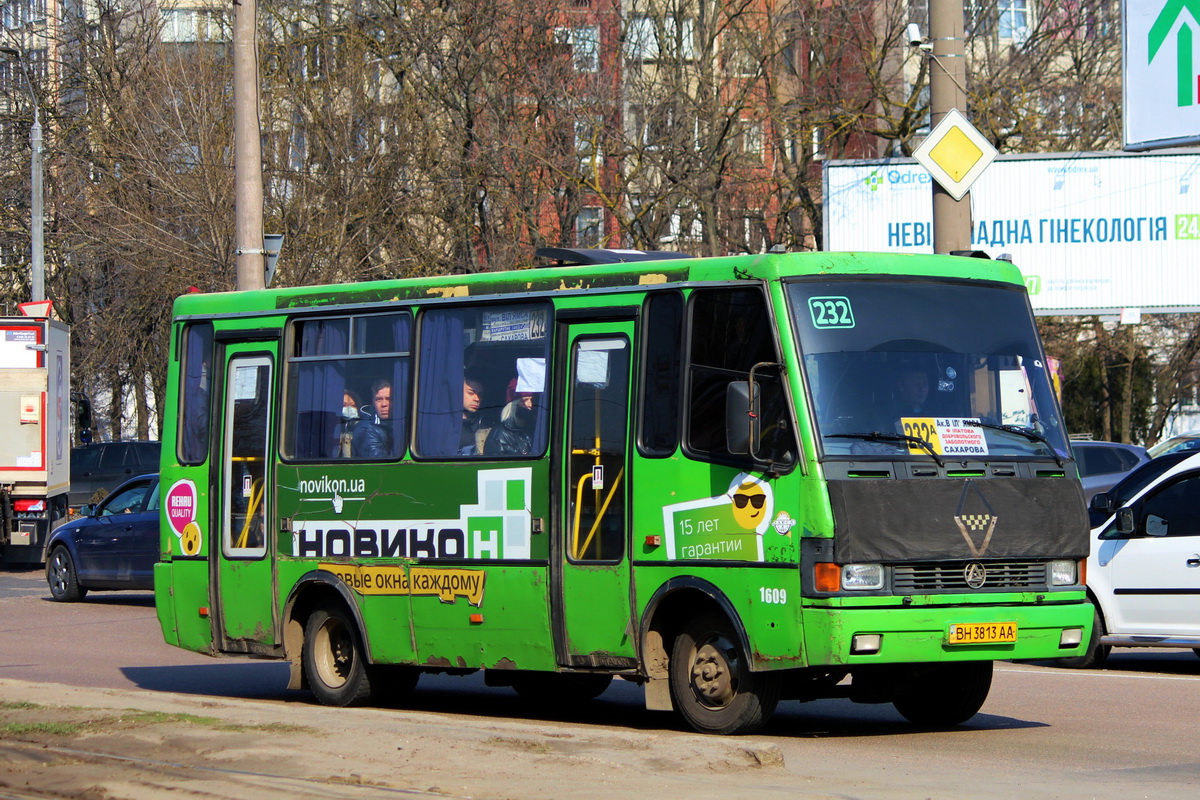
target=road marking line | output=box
[998,664,1199,682]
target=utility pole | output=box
[1,47,44,302]
[233,0,265,290]
[29,92,43,302]
[928,0,972,253]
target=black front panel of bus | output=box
[825,478,1089,563]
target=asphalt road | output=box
[2,567,1199,798]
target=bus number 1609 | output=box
[759,587,787,604]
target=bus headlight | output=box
[1049,559,1078,586]
[842,563,884,590]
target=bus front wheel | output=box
[892,661,993,726]
[669,614,781,735]
[303,603,373,707]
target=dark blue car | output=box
[45,474,160,602]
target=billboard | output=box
[1125,0,1200,150]
[823,152,1200,314]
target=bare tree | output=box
[52,1,235,438]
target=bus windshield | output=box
[786,277,1069,461]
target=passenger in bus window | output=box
[484,385,537,456]
[460,376,486,455]
[339,390,360,457]
[352,379,393,458]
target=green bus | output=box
[154,248,1092,735]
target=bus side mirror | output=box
[726,381,759,456]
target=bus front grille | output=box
[892,561,1048,593]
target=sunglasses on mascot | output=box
[732,493,766,509]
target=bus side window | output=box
[639,291,684,456]
[179,322,214,464]
[686,288,791,465]
[284,313,410,461]
[416,304,551,459]
[290,317,350,460]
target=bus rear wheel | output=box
[303,603,373,707]
[669,614,780,735]
[892,661,993,726]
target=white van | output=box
[1066,451,1200,667]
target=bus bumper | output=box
[801,598,1094,665]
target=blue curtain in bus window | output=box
[416,310,465,456]
[388,315,411,457]
[296,320,348,459]
[180,323,213,464]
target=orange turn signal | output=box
[469,613,484,624]
[814,563,841,593]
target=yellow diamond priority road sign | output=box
[912,108,997,201]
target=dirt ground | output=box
[0,677,796,800]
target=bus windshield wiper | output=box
[827,432,944,467]
[963,420,1064,468]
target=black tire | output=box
[893,661,993,726]
[669,614,781,735]
[302,603,373,707]
[1056,606,1110,669]
[510,672,614,704]
[46,547,87,602]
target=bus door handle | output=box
[1187,557,1200,568]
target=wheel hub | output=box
[50,555,67,593]
[691,639,735,707]
[315,621,353,688]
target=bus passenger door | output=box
[555,323,637,668]
[213,348,278,653]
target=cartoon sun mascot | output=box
[728,473,773,534]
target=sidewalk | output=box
[0,678,785,800]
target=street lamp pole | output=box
[1,46,44,302]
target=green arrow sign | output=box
[1149,0,1200,106]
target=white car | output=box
[1065,451,1200,667]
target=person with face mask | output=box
[339,390,361,457]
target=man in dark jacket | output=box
[352,379,394,458]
